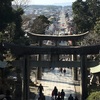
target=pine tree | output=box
[0,0,29,60]
[72,0,100,33]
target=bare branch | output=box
[12,0,30,8]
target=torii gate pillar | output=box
[72,40,78,80]
[37,40,42,79]
[80,55,88,100]
[23,55,30,100]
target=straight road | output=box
[59,9,67,30]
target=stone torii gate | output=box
[3,33,100,100]
[27,31,89,80]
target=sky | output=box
[28,0,77,5]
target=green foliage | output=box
[94,18,100,35]
[0,0,30,45]
[72,0,100,33]
[72,0,91,32]
[16,7,24,15]
[0,0,15,32]
[86,0,100,20]
[13,36,30,45]
[87,91,100,100]
[37,15,50,24]
[86,0,100,31]
[0,0,30,61]
[30,15,50,34]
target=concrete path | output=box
[35,68,75,100]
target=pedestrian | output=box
[68,94,74,100]
[38,93,45,100]
[53,86,58,100]
[38,84,44,96]
[41,93,45,100]
[74,96,78,100]
[58,91,61,97]
[56,95,61,100]
[51,89,55,99]
[61,89,65,100]
[63,69,66,75]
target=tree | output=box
[72,0,92,32]
[0,1,30,98]
[0,0,15,40]
[81,31,100,46]
[0,0,30,61]
[87,92,100,100]
[0,0,15,60]
[72,0,100,33]
[94,18,100,35]
[12,7,30,45]
[12,0,30,8]
[86,0,100,25]
[30,15,50,34]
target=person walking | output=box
[56,95,61,100]
[42,93,45,100]
[38,93,45,100]
[53,86,58,100]
[58,91,61,96]
[60,89,65,100]
[68,94,74,100]
[51,89,54,100]
[38,84,44,96]
[63,69,66,76]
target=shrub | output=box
[87,91,100,100]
